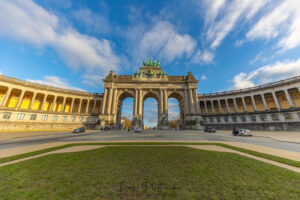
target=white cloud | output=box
[27,76,85,91]
[203,0,267,49]
[72,8,110,34]
[235,39,245,47]
[191,50,214,64]
[0,0,120,86]
[200,75,207,80]
[232,58,300,89]
[247,0,300,51]
[138,21,197,63]
[202,0,226,24]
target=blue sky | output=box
[1,0,300,126]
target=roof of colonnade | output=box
[198,75,300,98]
[0,74,103,97]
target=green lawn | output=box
[1,146,300,199]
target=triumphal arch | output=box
[101,61,203,130]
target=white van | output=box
[238,129,252,136]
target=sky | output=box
[1,0,300,126]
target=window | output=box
[3,112,11,119]
[216,117,221,123]
[71,116,76,122]
[41,115,48,121]
[79,116,84,122]
[231,116,237,122]
[62,116,67,122]
[259,114,267,121]
[271,114,279,121]
[283,113,293,120]
[251,115,256,122]
[52,115,58,121]
[87,117,91,122]
[240,116,246,122]
[30,114,37,120]
[209,117,214,123]
[224,116,228,122]
[17,113,25,120]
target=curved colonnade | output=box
[0,75,103,131]
[198,76,300,131]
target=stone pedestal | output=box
[194,116,204,130]
[132,115,142,130]
[159,113,169,130]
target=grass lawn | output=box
[1,146,300,199]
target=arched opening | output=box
[168,92,184,129]
[116,91,134,130]
[142,92,159,130]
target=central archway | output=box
[142,91,160,129]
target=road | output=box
[1,130,300,153]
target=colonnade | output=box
[199,87,300,115]
[0,86,102,114]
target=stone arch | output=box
[142,90,161,129]
[116,90,134,129]
[168,91,185,129]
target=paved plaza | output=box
[1,130,300,161]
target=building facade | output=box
[0,65,299,131]
[199,76,300,131]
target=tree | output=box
[169,119,179,129]
[122,117,132,129]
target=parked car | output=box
[233,129,252,136]
[103,126,111,130]
[134,128,142,133]
[232,128,239,136]
[204,127,216,133]
[73,127,85,133]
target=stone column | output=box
[70,98,75,113]
[210,100,215,114]
[101,88,108,114]
[139,89,143,115]
[52,96,57,112]
[29,92,37,110]
[194,89,200,114]
[225,99,230,113]
[284,89,295,108]
[241,97,247,112]
[233,98,238,113]
[218,100,222,113]
[251,95,257,111]
[61,97,66,113]
[1,87,12,107]
[40,94,48,111]
[16,90,25,109]
[261,94,268,110]
[107,88,113,115]
[184,89,189,114]
[272,92,281,110]
[78,98,82,113]
[204,101,209,114]
[92,100,96,113]
[111,89,118,114]
[164,89,168,115]
[134,89,138,115]
[189,89,195,114]
[85,99,90,114]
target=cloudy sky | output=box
[1,0,300,126]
